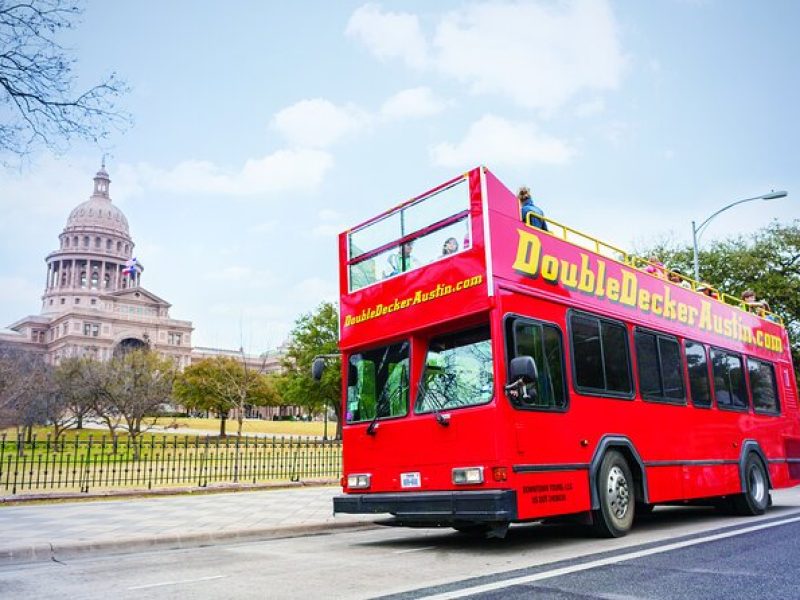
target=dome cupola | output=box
[64,164,130,238]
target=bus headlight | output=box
[347,473,371,489]
[452,466,484,485]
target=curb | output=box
[0,517,378,565]
[0,479,340,505]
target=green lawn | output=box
[152,417,334,437]
[3,417,336,441]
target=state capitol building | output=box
[0,165,280,381]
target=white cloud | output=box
[205,266,278,288]
[602,120,633,146]
[272,99,370,148]
[349,1,625,113]
[575,98,605,117]
[248,220,277,234]
[291,277,337,303]
[144,149,334,196]
[0,155,98,218]
[380,87,449,119]
[430,114,573,168]
[208,302,286,320]
[346,3,429,69]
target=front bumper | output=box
[333,489,517,524]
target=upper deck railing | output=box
[528,213,784,326]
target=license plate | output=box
[400,472,421,488]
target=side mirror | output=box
[311,357,326,381]
[509,356,538,385]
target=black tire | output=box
[592,450,635,537]
[731,454,769,516]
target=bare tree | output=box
[0,343,48,432]
[97,349,175,458]
[0,0,129,159]
[80,356,120,437]
[52,356,94,432]
[0,345,26,428]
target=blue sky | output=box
[1,0,798,352]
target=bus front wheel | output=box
[731,454,769,516]
[592,450,635,538]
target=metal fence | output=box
[0,432,342,495]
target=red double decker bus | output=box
[329,166,800,537]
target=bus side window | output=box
[634,330,685,403]
[748,358,781,414]
[685,341,712,408]
[507,318,567,410]
[569,312,632,397]
[710,348,748,410]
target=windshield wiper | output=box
[366,385,391,436]
[416,374,454,427]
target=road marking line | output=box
[127,575,227,590]
[418,515,800,599]
[394,546,437,554]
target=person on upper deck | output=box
[385,240,420,277]
[667,268,692,289]
[645,256,666,279]
[518,187,548,231]
[742,289,771,317]
[442,237,459,256]
[697,283,719,300]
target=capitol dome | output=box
[63,167,130,238]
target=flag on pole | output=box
[122,257,137,277]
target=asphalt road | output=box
[2,493,800,599]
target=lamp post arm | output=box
[695,195,775,238]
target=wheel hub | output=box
[749,465,766,504]
[607,465,630,518]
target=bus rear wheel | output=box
[731,454,769,516]
[592,450,635,538]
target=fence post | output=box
[289,436,299,482]
[0,433,6,491]
[82,435,94,493]
[233,435,240,483]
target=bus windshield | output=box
[416,325,494,414]
[346,341,410,423]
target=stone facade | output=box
[0,166,193,366]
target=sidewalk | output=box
[0,484,376,564]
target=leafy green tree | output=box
[278,302,341,439]
[641,220,800,370]
[173,356,280,436]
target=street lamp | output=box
[691,190,788,282]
